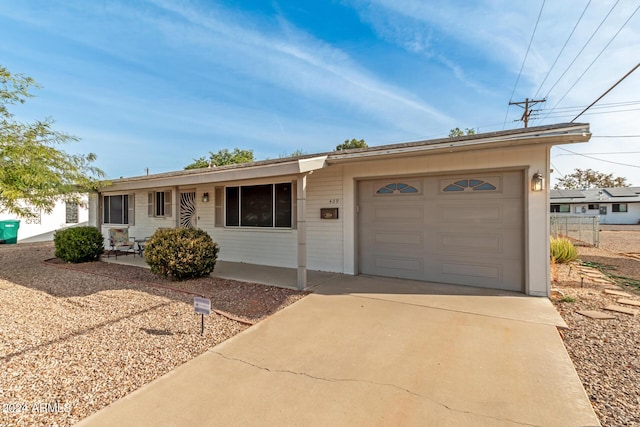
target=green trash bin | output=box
[0,220,21,244]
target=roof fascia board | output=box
[100,156,328,192]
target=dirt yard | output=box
[0,243,306,426]
[552,225,640,426]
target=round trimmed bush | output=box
[54,226,104,263]
[144,228,219,281]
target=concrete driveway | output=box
[78,275,599,426]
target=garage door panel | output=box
[440,260,501,280]
[433,230,522,260]
[374,256,423,273]
[374,231,423,247]
[371,205,424,222]
[435,200,522,225]
[437,205,503,223]
[437,232,502,252]
[439,263,523,291]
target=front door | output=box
[180,191,197,228]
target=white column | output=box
[297,174,307,290]
[175,186,180,228]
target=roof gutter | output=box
[327,124,590,164]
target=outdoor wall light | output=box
[202,192,209,203]
[531,172,544,192]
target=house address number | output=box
[329,198,339,204]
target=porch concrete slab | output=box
[78,285,598,426]
[213,262,339,289]
[100,256,338,290]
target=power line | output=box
[554,151,640,156]
[539,106,640,120]
[555,146,640,168]
[572,62,640,122]
[533,0,592,99]
[550,162,565,179]
[502,0,545,129]
[538,100,640,112]
[540,105,640,116]
[592,135,640,138]
[541,0,621,103]
[543,3,640,122]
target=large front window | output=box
[103,195,129,224]
[225,183,291,227]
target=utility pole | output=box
[509,98,545,128]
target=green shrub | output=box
[54,226,104,263]
[550,236,578,264]
[144,228,219,281]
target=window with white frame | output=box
[225,183,292,228]
[550,204,570,213]
[588,204,599,210]
[612,203,628,213]
[148,190,172,217]
[103,195,133,224]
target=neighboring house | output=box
[89,123,590,297]
[550,187,640,225]
[0,197,89,242]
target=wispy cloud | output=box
[143,0,454,129]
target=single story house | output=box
[89,122,591,297]
[550,187,640,225]
[0,197,88,243]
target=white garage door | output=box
[358,171,524,292]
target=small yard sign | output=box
[194,297,211,315]
[194,296,211,336]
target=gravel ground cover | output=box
[3,228,640,426]
[0,242,306,427]
[552,227,640,426]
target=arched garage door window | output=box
[376,183,419,194]
[442,179,497,192]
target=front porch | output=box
[100,254,339,290]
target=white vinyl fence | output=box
[550,215,599,247]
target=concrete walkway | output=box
[77,272,599,426]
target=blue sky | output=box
[1,0,639,185]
